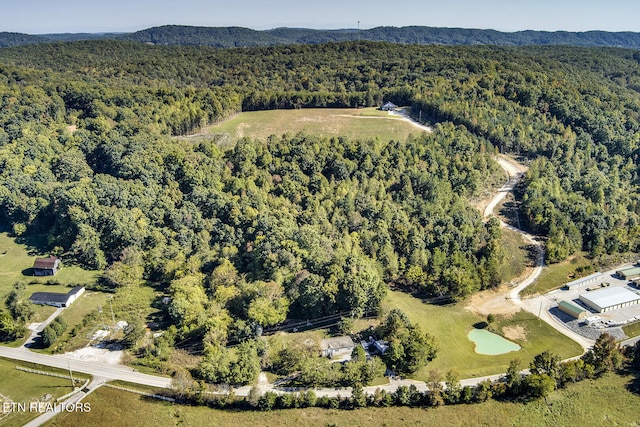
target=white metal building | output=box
[579,287,640,313]
[563,272,604,290]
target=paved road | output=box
[22,377,105,427]
[23,307,65,348]
[0,346,171,389]
[0,151,602,407]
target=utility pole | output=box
[108,296,116,328]
[357,21,360,41]
[68,361,76,389]
[98,305,105,329]
[538,301,542,325]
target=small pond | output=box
[467,328,521,355]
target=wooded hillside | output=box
[1,40,639,345]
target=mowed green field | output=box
[0,231,102,346]
[46,373,640,427]
[0,232,100,301]
[384,291,583,380]
[0,357,81,427]
[193,107,424,144]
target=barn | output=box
[33,256,61,276]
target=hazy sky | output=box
[1,0,639,34]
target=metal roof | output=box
[30,291,71,304]
[580,287,640,310]
[558,300,586,316]
[33,257,59,269]
[564,272,603,288]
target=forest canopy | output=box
[1,40,640,343]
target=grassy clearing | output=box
[0,231,100,302]
[522,252,593,296]
[384,291,583,380]
[46,373,640,427]
[0,357,84,427]
[190,108,422,146]
[623,321,640,339]
[0,231,103,347]
[499,227,531,285]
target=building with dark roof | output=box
[33,257,61,276]
[30,286,85,308]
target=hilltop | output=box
[3,24,640,48]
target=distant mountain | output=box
[3,25,640,49]
[0,32,49,47]
[119,25,287,47]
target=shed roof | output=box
[564,272,603,288]
[617,267,640,277]
[33,257,59,269]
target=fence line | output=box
[103,383,176,402]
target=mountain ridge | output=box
[2,24,640,48]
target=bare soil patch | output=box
[465,285,520,317]
[502,325,528,342]
[61,343,128,368]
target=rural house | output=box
[33,256,61,276]
[30,286,85,308]
[380,101,398,111]
[320,336,355,358]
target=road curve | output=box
[483,156,594,352]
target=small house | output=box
[380,101,398,111]
[33,257,61,276]
[320,336,355,358]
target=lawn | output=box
[46,373,640,427]
[0,357,84,426]
[0,231,100,302]
[0,231,107,348]
[188,107,422,146]
[623,321,640,339]
[522,252,593,296]
[384,291,583,380]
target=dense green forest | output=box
[1,40,640,379]
[5,25,640,49]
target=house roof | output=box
[29,286,84,304]
[33,257,59,269]
[30,291,71,304]
[320,336,355,350]
[67,286,84,296]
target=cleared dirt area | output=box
[502,325,528,342]
[61,344,127,367]
[466,285,521,316]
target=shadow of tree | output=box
[473,321,489,329]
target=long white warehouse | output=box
[579,287,640,313]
